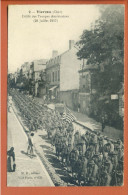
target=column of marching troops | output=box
[9,89,124,186]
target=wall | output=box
[79,93,91,115]
[38,86,46,98]
[59,90,79,110]
[46,65,60,86]
[60,47,81,91]
[60,91,73,109]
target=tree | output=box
[16,73,29,91]
[76,5,124,95]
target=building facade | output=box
[78,64,98,115]
[29,59,47,96]
[46,40,81,106]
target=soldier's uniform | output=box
[104,159,113,175]
[102,171,112,186]
[116,171,123,186]
[87,160,98,186]
[109,152,118,186]
[69,148,79,176]
[80,157,88,185]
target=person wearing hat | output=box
[108,152,119,186]
[109,151,118,167]
[87,160,98,186]
[75,157,83,185]
[80,157,88,185]
[117,157,124,174]
[85,147,95,160]
[116,171,123,186]
[104,159,113,175]
[92,153,102,168]
[7,147,16,172]
[116,139,123,150]
[61,144,70,165]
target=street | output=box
[7,107,54,187]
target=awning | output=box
[49,86,57,91]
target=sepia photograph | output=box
[7,4,124,187]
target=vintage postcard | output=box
[1,1,128,195]
[7,4,124,187]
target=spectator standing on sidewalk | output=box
[27,132,34,158]
[7,147,16,172]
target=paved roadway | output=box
[7,107,54,187]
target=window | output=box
[58,70,60,81]
[53,72,54,82]
[56,71,57,81]
[54,71,56,81]
[49,74,51,82]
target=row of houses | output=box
[9,40,124,125]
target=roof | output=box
[46,46,78,68]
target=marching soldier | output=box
[87,160,98,186]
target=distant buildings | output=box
[21,62,30,79]
[30,59,47,96]
[8,39,124,128]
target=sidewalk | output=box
[7,108,54,187]
[71,109,123,141]
[27,96,123,141]
[12,103,68,186]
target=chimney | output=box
[52,50,58,58]
[69,40,75,50]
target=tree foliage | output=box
[76,5,124,94]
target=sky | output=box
[8,4,101,73]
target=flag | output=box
[62,105,76,123]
